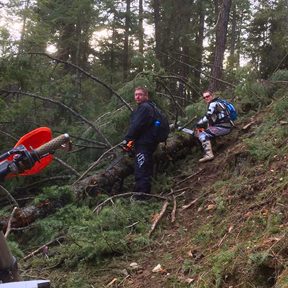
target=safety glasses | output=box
[203,94,211,99]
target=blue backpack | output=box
[218,99,238,121]
[148,102,170,143]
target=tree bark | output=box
[0,195,70,231]
[209,0,232,91]
[152,0,161,62]
[194,0,205,94]
[138,0,144,72]
[123,0,131,81]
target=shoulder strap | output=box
[147,101,161,117]
[217,99,236,126]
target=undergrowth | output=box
[19,197,162,286]
[244,91,288,164]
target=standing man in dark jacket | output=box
[123,86,158,198]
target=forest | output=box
[0,0,288,287]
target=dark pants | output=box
[134,144,157,194]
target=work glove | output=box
[120,140,134,152]
[194,127,205,138]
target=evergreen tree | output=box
[208,0,232,91]
[247,0,288,78]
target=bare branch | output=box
[14,176,72,191]
[93,192,167,214]
[176,168,205,186]
[148,200,169,238]
[157,75,201,98]
[176,116,197,131]
[53,131,107,147]
[181,198,198,210]
[0,89,112,148]
[27,52,133,111]
[72,143,106,150]
[54,156,80,177]
[156,90,186,115]
[72,141,123,185]
[23,236,65,261]
[157,78,185,115]
[157,92,193,104]
[68,147,87,154]
[166,53,236,88]
[0,130,18,141]
[4,207,18,238]
[0,185,18,207]
[171,196,177,223]
[181,191,210,211]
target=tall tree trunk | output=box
[138,0,144,72]
[123,0,131,81]
[18,0,30,53]
[178,0,194,105]
[152,0,161,62]
[56,23,75,62]
[209,0,232,91]
[230,3,236,59]
[227,1,240,68]
[194,0,205,97]
[110,21,116,89]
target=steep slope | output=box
[18,95,288,288]
[95,107,288,287]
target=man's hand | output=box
[120,140,134,152]
[194,127,205,138]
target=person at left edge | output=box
[123,86,159,199]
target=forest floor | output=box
[18,106,288,288]
[94,110,288,288]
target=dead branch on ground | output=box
[23,236,65,261]
[242,121,256,131]
[176,168,204,186]
[182,198,198,210]
[148,200,169,238]
[181,190,210,210]
[4,207,18,238]
[171,196,177,223]
[93,192,167,214]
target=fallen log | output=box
[73,133,196,199]
[0,196,70,231]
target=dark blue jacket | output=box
[125,100,157,146]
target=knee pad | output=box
[198,132,208,143]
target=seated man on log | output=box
[195,90,235,163]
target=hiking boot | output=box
[199,140,214,163]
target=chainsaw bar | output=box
[178,127,195,135]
